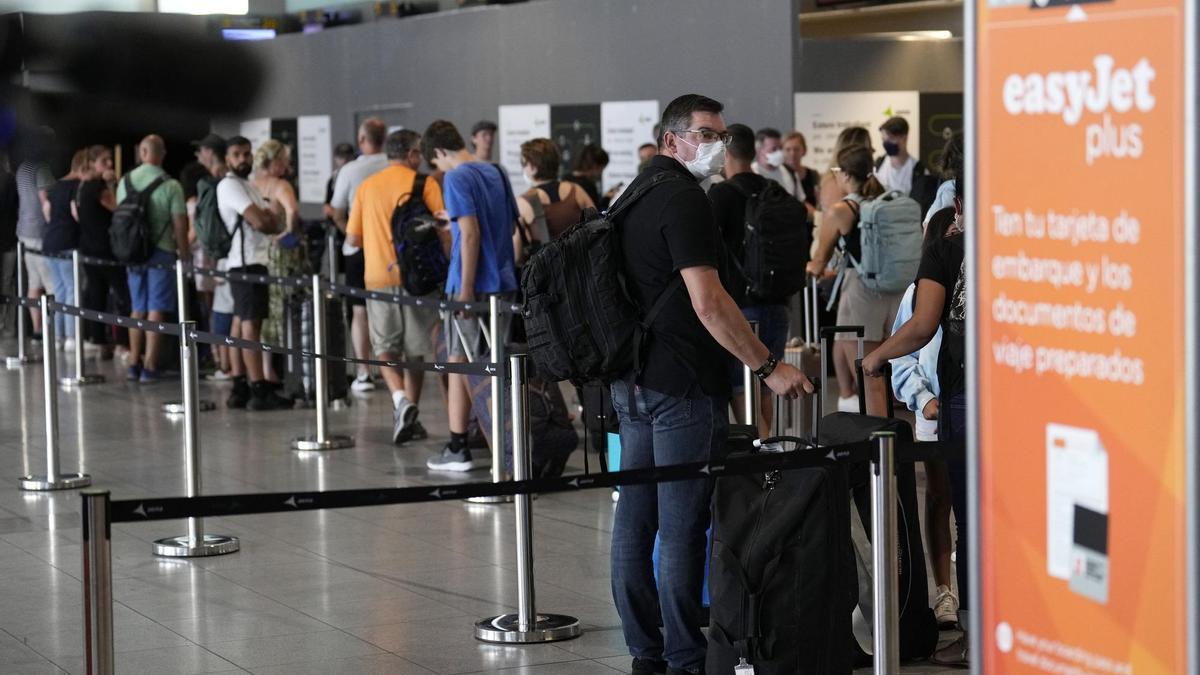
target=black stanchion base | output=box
[475,613,582,644]
[19,473,91,491]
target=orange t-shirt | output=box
[347,164,446,291]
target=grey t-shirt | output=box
[329,153,388,216]
[16,161,54,240]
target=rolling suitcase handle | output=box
[818,325,866,418]
[854,358,895,418]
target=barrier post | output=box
[60,251,104,387]
[291,274,354,450]
[475,354,581,643]
[325,225,338,282]
[162,260,214,415]
[19,295,91,490]
[152,321,239,557]
[467,295,512,504]
[81,490,114,675]
[6,241,41,368]
[870,431,899,673]
[743,320,760,428]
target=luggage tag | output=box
[735,658,756,675]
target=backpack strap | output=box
[522,188,550,244]
[540,181,561,204]
[138,176,167,204]
[606,170,684,219]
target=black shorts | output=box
[344,250,366,307]
[230,264,270,321]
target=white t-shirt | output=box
[216,173,271,269]
[751,160,801,200]
[876,156,918,195]
[330,153,389,214]
[212,259,234,314]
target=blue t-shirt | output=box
[442,162,519,295]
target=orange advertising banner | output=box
[975,0,1189,672]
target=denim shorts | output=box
[729,304,789,390]
[127,248,177,314]
[211,311,233,337]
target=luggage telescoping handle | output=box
[854,359,895,418]
[818,325,866,417]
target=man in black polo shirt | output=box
[610,94,812,675]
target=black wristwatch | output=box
[753,355,779,381]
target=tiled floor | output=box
[0,342,962,674]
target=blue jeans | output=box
[730,304,788,391]
[939,390,969,611]
[46,255,75,339]
[610,384,729,671]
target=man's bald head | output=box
[139,135,166,166]
[358,118,387,154]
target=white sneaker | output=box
[934,585,960,629]
[206,370,233,382]
[837,395,861,413]
[351,373,376,392]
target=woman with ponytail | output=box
[805,144,906,416]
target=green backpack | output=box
[194,175,238,258]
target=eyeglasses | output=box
[673,128,733,145]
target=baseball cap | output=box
[191,133,227,154]
[471,120,497,136]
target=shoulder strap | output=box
[525,192,548,242]
[490,163,519,226]
[121,174,134,199]
[410,173,428,209]
[723,177,751,200]
[541,181,561,204]
[607,170,684,219]
[138,176,167,206]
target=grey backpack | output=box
[847,190,923,293]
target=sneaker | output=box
[126,364,143,382]
[62,338,74,352]
[29,332,43,344]
[934,585,960,629]
[139,368,160,384]
[631,657,668,674]
[351,372,376,392]
[837,395,861,413]
[206,370,233,382]
[248,381,293,411]
[395,420,428,445]
[226,377,250,409]
[426,444,490,472]
[930,634,970,668]
[391,399,418,443]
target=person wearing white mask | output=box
[751,127,800,200]
[608,94,812,675]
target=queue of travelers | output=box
[0,99,970,671]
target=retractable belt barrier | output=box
[0,295,494,376]
[107,438,940,522]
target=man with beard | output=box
[216,136,290,410]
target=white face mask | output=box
[522,168,537,188]
[677,136,726,181]
[765,149,784,167]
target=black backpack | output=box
[726,179,811,303]
[391,173,447,297]
[110,174,165,263]
[521,171,683,384]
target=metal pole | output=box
[61,251,104,387]
[6,241,40,368]
[325,226,338,282]
[292,274,353,450]
[475,354,580,644]
[744,320,760,428]
[468,296,511,504]
[871,431,899,674]
[153,322,239,557]
[81,490,113,675]
[19,295,90,490]
[162,260,212,415]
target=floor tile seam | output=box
[202,627,387,668]
[199,568,348,634]
[448,648,595,675]
[0,624,85,673]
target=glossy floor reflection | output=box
[0,343,961,674]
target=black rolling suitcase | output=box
[816,327,939,665]
[283,287,350,405]
[706,427,857,674]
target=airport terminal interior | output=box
[1,0,1194,674]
